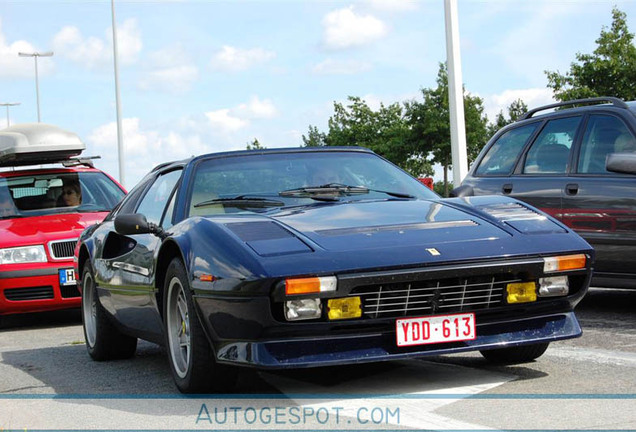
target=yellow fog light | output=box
[327,297,362,320]
[506,282,537,304]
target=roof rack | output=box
[519,97,629,120]
[62,155,101,168]
[0,123,86,167]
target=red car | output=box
[0,123,125,319]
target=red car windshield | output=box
[0,171,125,219]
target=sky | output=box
[1,0,635,188]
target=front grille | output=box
[5,286,54,301]
[352,275,519,319]
[49,240,77,259]
[60,284,80,298]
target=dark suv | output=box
[454,97,636,289]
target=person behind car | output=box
[0,186,17,217]
[61,180,82,207]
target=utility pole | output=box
[444,0,468,186]
[111,0,125,187]
[18,51,54,122]
[0,103,20,128]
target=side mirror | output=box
[606,152,636,175]
[114,213,152,235]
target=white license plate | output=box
[396,312,476,347]
[59,268,76,286]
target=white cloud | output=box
[87,118,212,188]
[0,19,53,78]
[52,19,141,69]
[205,109,248,133]
[139,44,199,94]
[210,45,275,72]
[369,0,418,12]
[235,96,278,119]
[322,7,388,50]
[312,58,372,75]
[117,19,143,64]
[482,88,555,121]
[205,96,278,134]
[139,65,198,94]
[52,26,108,69]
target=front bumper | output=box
[214,312,581,368]
[0,265,80,315]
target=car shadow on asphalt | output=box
[0,309,83,331]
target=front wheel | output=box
[82,263,137,360]
[164,258,237,393]
[480,342,549,364]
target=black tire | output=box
[164,258,237,393]
[81,262,137,360]
[480,342,549,364]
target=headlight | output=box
[0,245,47,264]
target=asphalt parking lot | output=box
[0,287,635,430]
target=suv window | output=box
[475,123,539,176]
[577,114,636,174]
[523,116,581,174]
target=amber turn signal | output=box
[543,254,586,273]
[285,276,337,295]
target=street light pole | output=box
[111,0,125,187]
[444,0,468,186]
[0,103,20,128]
[18,51,53,123]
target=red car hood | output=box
[0,212,108,247]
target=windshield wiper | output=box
[194,195,285,209]
[279,183,415,200]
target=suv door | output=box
[466,116,583,221]
[562,113,636,286]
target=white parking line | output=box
[548,346,636,367]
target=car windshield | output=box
[0,171,125,219]
[188,151,438,217]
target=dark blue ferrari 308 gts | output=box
[75,147,593,393]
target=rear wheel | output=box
[81,263,137,360]
[164,258,237,393]
[480,342,549,364]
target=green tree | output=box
[405,63,489,196]
[246,138,266,150]
[546,7,636,101]
[313,96,428,174]
[487,98,528,137]
[302,125,327,147]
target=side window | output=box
[161,189,177,230]
[108,178,152,220]
[577,115,636,174]
[523,116,581,174]
[475,123,539,176]
[136,170,182,225]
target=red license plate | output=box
[396,312,476,347]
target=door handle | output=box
[566,183,579,195]
[502,183,513,194]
